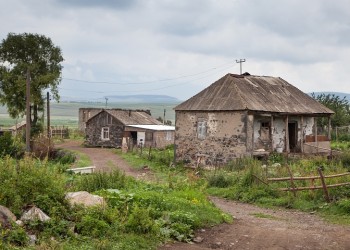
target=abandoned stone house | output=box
[174,73,334,165]
[85,109,175,148]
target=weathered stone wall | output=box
[175,111,247,165]
[153,131,174,148]
[78,108,103,131]
[85,111,124,147]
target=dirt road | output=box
[58,140,350,250]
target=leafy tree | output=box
[312,93,350,127]
[0,33,63,133]
[156,116,172,126]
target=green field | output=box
[0,101,178,129]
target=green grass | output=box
[250,212,280,220]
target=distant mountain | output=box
[309,92,350,101]
[60,94,180,103]
[104,95,180,103]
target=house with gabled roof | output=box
[174,73,334,165]
[85,109,174,148]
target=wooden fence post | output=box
[286,165,297,197]
[148,146,152,160]
[318,167,330,203]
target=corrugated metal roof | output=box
[175,73,334,115]
[106,110,162,125]
[127,125,175,131]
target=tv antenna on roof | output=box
[236,59,246,75]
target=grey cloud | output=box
[54,0,139,9]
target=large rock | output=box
[0,205,16,229]
[65,191,105,207]
[20,206,50,222]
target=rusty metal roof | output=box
[175,73,334,115]
[106,109,162,125]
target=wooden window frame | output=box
[101,127,110,141]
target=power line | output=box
[62,61,235,85]
[58,64,234,94]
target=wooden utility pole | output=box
[47,92,50,139]
[236,59,246,75]
[163,109,166,125]
[25,68,31,152]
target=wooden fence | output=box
[50,126,69,139]
[265,166,350,202]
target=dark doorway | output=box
[288,122,298,152]
[130,131,137,145]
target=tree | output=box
[0,33,63,133]
[311,93,350,127]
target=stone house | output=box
[85,109,174,148]
[174,73,334,165]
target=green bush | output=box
[72,170,127,193]
[0,157,67,216]
[52,149,76,165]
[76,215,111,238]
[339,152,350,168]
[1,226,29,247]
[125,206,157,234]
[207,171,237,188]
[0,132,24,158]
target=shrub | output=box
[207,171,237,188]
[124,206,157,234]
[76,215,111,238]
[339,152,350,168]
[0,157,67,216]
[72,170,127,193]
[0,132,24,158]
[52,149,76,165]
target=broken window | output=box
[197,120,207,139]
[260,121,271,141]
[145,132,153,141]
[101,127,110,140]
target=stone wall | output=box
[175,111,248,165]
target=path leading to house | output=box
[57,140,155,181]
[58,140,350,250]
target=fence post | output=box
[286,165,297,197]
[148,146,152,160]
[318,167,330,203]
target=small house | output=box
[174,73,334,165]
[85,109,174,148]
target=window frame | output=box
[197,119,207,140]
[101,127,110,141]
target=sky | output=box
[1,0,350,102]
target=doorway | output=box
[288,122,298,152]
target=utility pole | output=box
[47,92,50,140]
[236,59,246,75]
[163,109,166,125]
[105,97,108,109]
[25,68,31,153]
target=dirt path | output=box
[56,140,154,181]
[57,140,350,250]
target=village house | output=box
[174,73,334,165]
[84,109,174,148]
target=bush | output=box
[52,149,76,165]
[0,157,67,216]
[339,152,350,168]
[76,215,111,238]
[0,132,24,158]
[72,170,127,193]
[207,171,237,188]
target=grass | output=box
[250,212,280,220]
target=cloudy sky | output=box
[1,0,350,101]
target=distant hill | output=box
[104,95,180,103]
[309,92,350,101]
[61,95,180,103]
